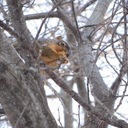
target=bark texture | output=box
[0,0,128,128]
[0,0,58,126]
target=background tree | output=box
[0,0,128,128]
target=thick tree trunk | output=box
[0,29,58,128]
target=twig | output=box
[78,0,97,14]
[35,1,64,40]
[114,0,128,112]
[46,81,70,114]
[115,83,128,112]
[71,1,82,43]
[52,0,79,41]
[25,11,59,20]
[57,108,63,128]
[78,104,80,128]
[44,68,128,128]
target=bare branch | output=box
[44,67,128,128]
[0,20,20,39]
[83,0,113,38]
[25,11,59,20]
[52,0,80,41]
[0,28,58,128]
[35,1,64,40]
[76,0,97,15]
[6,0,33,48]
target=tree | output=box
[0,0,128,128]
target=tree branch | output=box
[83,0,113,38]
[0,20,21,39]
[44,68,128,128]
[25,11,59,20]
[6,0,33,50]
[76,0,97,15]
[0,28,58,128]
[52,0,80,41]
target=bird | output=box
[39,36,71,69]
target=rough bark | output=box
[0,0,128,128]
[0,23,58,128]
[50,0,128,128]
[79,0,114,127]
